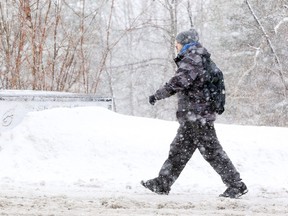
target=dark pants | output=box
[157,120,241,191]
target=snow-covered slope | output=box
[0,107,287,215]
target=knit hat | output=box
[175,29,199,45]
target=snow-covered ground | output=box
[0,106,287,215]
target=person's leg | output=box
[197,121,248,198]
[142,121,197,194]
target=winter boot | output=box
[219,182,248,198]
[141,179,170,195]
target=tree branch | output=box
[187,0,194,28]
[245,0,287,97]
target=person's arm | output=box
[149,54,202,104]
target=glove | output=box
[216,107,225,115]
[149,95,157,105]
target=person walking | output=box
[141,29,248,198]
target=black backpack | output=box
[203,57,226,115]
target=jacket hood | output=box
[174,42,210,66]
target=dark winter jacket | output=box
[153,42,216,122]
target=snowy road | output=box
[0,184,287,215]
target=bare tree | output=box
[245,0,287,97]
[0,0,287,126]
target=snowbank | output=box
[0,107,287,215]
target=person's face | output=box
[175,41,183,53]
